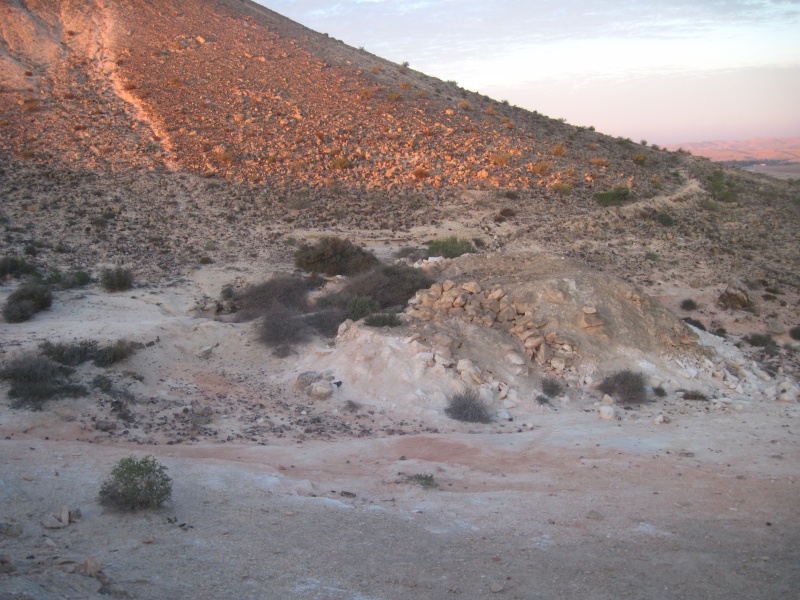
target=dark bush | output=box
[394,246,426,262]
[100,267,134,292]
[445,388,492,423]
[598,370,647,404]
[707,170,737,202]
[364,313,402,327]
[683,390,708,401]
[257,305,310,347]
[655,212,674,226]
[427,236,476,259]
[294,236,378,276]
[683,317,706,331]
[541,378,564,398]
[99,456,172,511]
[744,333,776,348]
[341,264,433,309]
[346,296,380,321]
[40,340,99,366]
[305,309,347,337]
[3,283,52,322]
[680,298,698,311]
[93,340,140,367]
[653,386,667,397]
[0,256,38,278]
[0,355,86,409]
[790,326,800,341]
[594,187,631,206]
[236,275,314,321]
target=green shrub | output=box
[236,275,314,321]
[98,456,172,511]
[0,256,38,278]
[93,340,140,367]
[645,252,659,262]
[346,296,380,321]
[407,473,437,489]
[598,370,646,404]
[100,267,134,292]
[541,378,564,398]
[341,264,433,309]
[445,388,492,423]
[707,170,737,202]
[744,333,776,348]
[0,355,86,410]
[790,326,800,341]
[653,386,667,397]
[594,187,631,206]
[427,236,476,259]
[656,212,674,226]
[294,236,378,276]
[3,283,52,322]
[364,313,402,327]
[680,299,698,311]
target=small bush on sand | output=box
[653,386,667,397]
[656,212,674,226]
[99,456,172,511]
[0,355,86,410]
[294,236,378,276]
[257,305,309,347]
[541,378,564,398]
[680,298,698,311]
[100,267,134,292]
[427,236,476,259]
[0,256,38,278]
[3,283,52,322]
[594,187,631,206]
[236,275,314,321]
[341,264,433,309]
[598,370,647,404]
[346,296,380,321]
[364,313,402,327]
[744,333,777,349]
[407,473,437,489]
[445,388,492,423]
[790,326,800,341]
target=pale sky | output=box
[257,0,800,145]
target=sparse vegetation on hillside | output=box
[680,299,698,311]
[594,187,631,206]
[100,267,134,292]
[236,275,316,320]
[0,256,38,279]
[706,170,738,202]
[0,355,86,410]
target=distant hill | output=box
[665,137,800,165]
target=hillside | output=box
[666,137,800,164]
[1,1,799,599]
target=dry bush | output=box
[3,283,52,323]
[427,236,476,259]
[93,340,140,367]
[529,161,551,176]
[236,275,315,320]
[341,264,433,309]
[100,267,133,292]
[0,355,86,410]
[40,340,99,366]
[364,313,402,327]
[594,187,631,206]
[445,388,491,423]
[294,237,378,276]
[304,309,347,338]
[345,296,380,321]
[589,157,608,167]
[387,92,402,102]
[489,152,513,166]
[458,100,471,110]
[257,305,310,347]
[331,156,352,169]
[412,167,430,180]
[598,370,646,404]
[550,182,572,195]
[632,154,647,165]
[550,144,567,157]
[541,378,564,398]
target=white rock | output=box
[506,352,526,366]
[456,358,474,373]
[601,394,615,405]
[599,405,616,420]
[308,381,333,400]
[196,345,215,359]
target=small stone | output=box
[308,380,333,400]
[601,394,615,405]
[490,583,504,593]
[42,514,67,529]
[653,414,670,424]
[505,352,526,366]
[586,510,604,520]
[582,306,597,314]
[195,345,214,359]
[599,405,616,420]
[462,281,482,294]
[78,556,102,577]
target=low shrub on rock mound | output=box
[2,283,52,323]
[99,456,172,511]
[445,388,492,423]
[341,264,433,308]
[0,355,86,410]
[294,236,378,276]
[598,370,647,404]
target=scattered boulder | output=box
[718,278,751,310]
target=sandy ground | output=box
[1,266,799,599]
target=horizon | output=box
[257,0,800,146]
